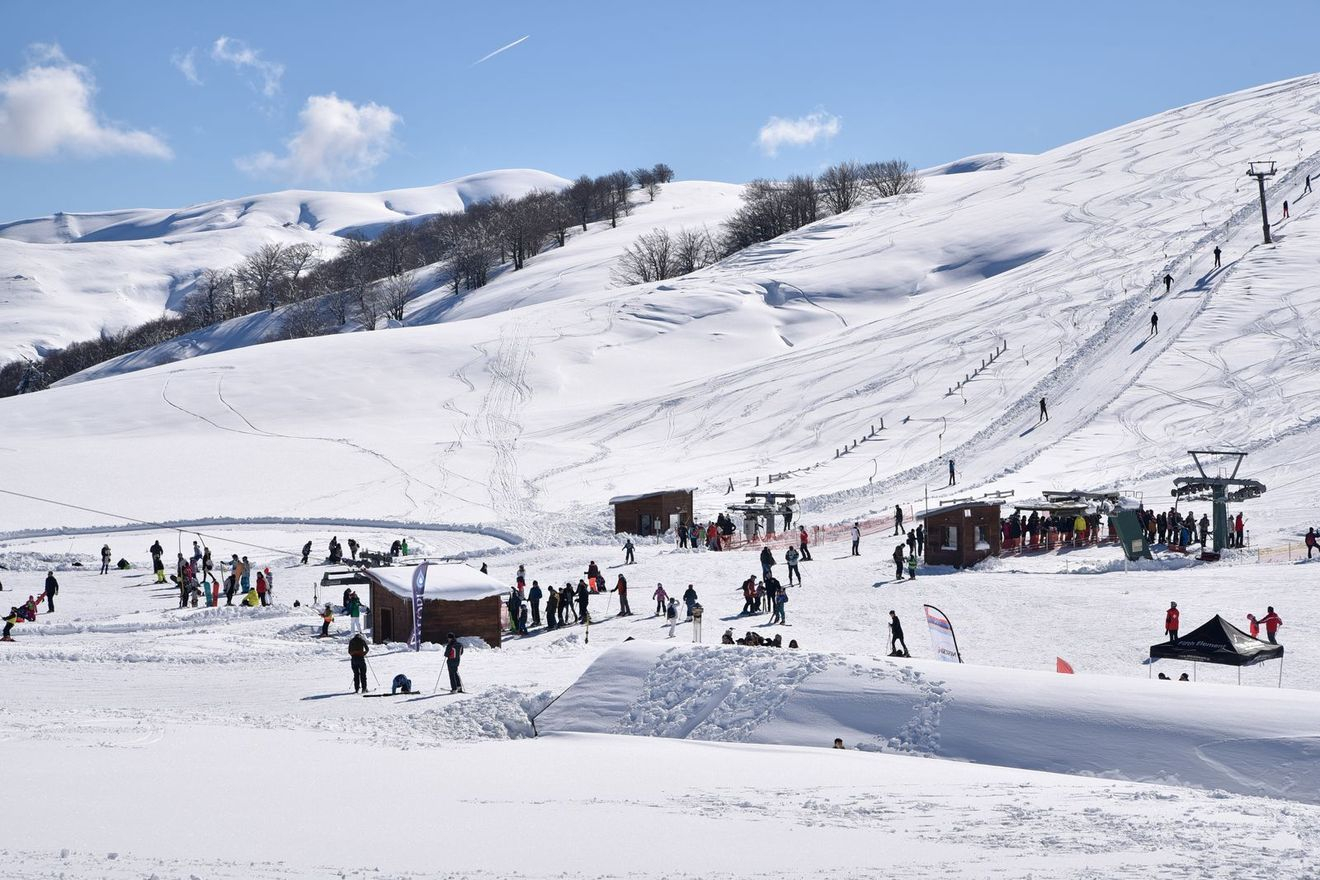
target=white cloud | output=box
[237,93,400,182]
[171,48,202,86]
[0,43,172,159]
[211,36,283,98]
[757,110,842,156]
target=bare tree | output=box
[237,243,292,312]
[281,298,334,340]
[861,159,923,198]
[672,226,719,275]
[381,271,415,321]
[818,160,865,215]
[567,175,595,231]
[612,228,674,285]
[633,167,660,201]
[652,162,675,183]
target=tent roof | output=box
[364,563,507,602]
[608,487,696,505]
[1149,615,1283,667]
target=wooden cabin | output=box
[363,563,507,648]
[918,500,1003,568]
[609,487,695,535]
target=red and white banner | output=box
[923,604,962,663]
[1056,656,1075,674]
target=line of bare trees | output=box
[0,163,679,396]
[721,159,921,254]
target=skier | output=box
[798,525,813,561]
[785,545,801,586]
[851,522,862,556]
[906,529,917,558]
[256,571,270,607]
[677,521,689,549]
[759,545,776,582]
[528,580,543,627]
[653,582,669,615]
[586,561,603,592]
[947,459,956,487]
[191,540,203,565]
[348,591,363,633]
[2,606,19,641]
[682,584,698,620]
[1307,527,1319,559]
[560,584,577,623]
[444,632,464,693]
[319,604,334,638]
[391,673,413,695]
[915,524,925,555]
[1038,397,1049,423]
[608,574,629,616]
[576,579,590,624]
[623,538,635,565]
[43,571,58,613]
[892,504,906,535]
[691,602,704,642]
[1257,607,1283,644]
[892,545,905,581]
[301,541,312,565]
[1306,174,1313,196]
[1150,312,1159,336]
[1163,273,1173,294]
[1197,514,1210,548]
[1283,200,1290,219]
[151,549,166,584]
[889,610,910,657]
[100,544,111,575]
[1213,246,1222,269]
[665,598,679,638]
[348,631,370,693]
[771,588,788,625]
[544,586,559,629]
[1164,602,1179,642]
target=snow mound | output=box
[923,152,1033,175]
[537,642,1320,803]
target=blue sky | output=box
[2,0,1318,219]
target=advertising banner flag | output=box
[409,562,429,651]
[923,604,963,663]
[1056,656,1075,674]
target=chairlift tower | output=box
[1171,450,1266,554]
[1246,161,1277,244]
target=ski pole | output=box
[432,662,446,694]
[365,657,380,689]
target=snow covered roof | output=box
[919,499,1003,520]
[608,487,697,505]
[364,563,507,602]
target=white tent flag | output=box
[924,604,963,663]
[409,562,429,651]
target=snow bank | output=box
[537,642,1320,802]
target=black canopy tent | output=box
[1149,615,1284,686]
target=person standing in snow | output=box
[892,545,906,581]
[1282,200,1290,219]
[691,602,704,642]
[798,526,813,561]
[1164,602,1179,642]
[528,580,543,627]
[255,571,270,607]
[906,529,918,559]
[319,604,334,638]
[348,632,370,693]
[770,588,787,625]
[1306,174,1313,196]
[1197,514,1210,548]
[623,538,635,565]
[1213,246,1222,269]
[348,591,363,633]
[665,598,679,638]
[653,582,669,616]
[851,522,862,556]
[576,580,590,624]
[100,544,111,575]
[948,459,956,487]
[444,632,464,693]
[544,586,559,629]
[191,541,203,565]
[1163,273,1173,294]
[1038,397,1049,423]
[677,521,689,549]
[893,504,905,535]
[347,538,359,561]
[759,545,776,582]
[1306,527,1319,559]
[682,584,698,621]
[43,571,58,614]
[785,545,801,586]
[1234,513,1245,549]
[1150,312,1159,336]
[907,550,918,581]
[612,574,631,616]
[1257,607,1283,644]
[889,611,910,657]
[915,524,925,555]
[301,541,312,565]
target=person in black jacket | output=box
[893,504,905,535]
[527,580,543,627]
[892,545,905,581]
[759,545,775,582]
[444,632,464,693]
[888,610,910,657]
[301,541,312,564]
[576,580,590,624]
[43,571,58,613]
[612,574,631,616]
[348,633,370,693]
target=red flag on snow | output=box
[1056,657,1075,674]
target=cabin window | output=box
[975,525,991,550]
[942,526,958,550]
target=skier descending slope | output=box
[1150,312,1159,336]
[1038,397,1049,424]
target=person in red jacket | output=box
[1164,602,1180,642]
[1257,607,1283,644]
[798,526,812,561]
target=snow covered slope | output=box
[3,76,1320,543]
[0,169,568,361]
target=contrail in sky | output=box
[473,35,530,66]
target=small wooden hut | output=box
[918,499,1003,568]
[363,563,507,648]
[609,487,695,535]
